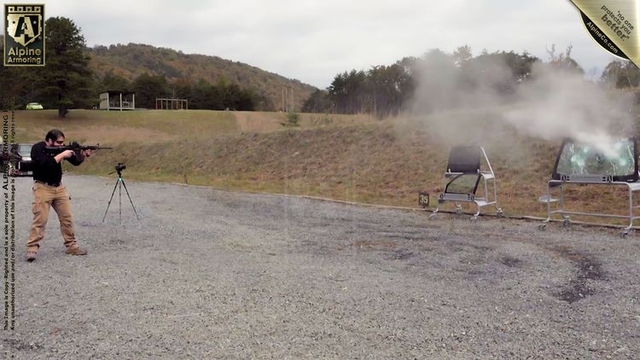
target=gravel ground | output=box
[0,174,639,359]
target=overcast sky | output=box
[25,0,624,88]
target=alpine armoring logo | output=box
[3,4,45,66]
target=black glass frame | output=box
[551,137,639,182]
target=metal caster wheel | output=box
[562,219,571,228]
[538,223,547,231]
[429,213,437,220]
[470,216,478,223]
[620,229,629,238]
[496,208,504,218]
[455,205,463,215]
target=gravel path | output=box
[1,174,639,359]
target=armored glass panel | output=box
[556,139,635,178]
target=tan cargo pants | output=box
[27,182,78,253]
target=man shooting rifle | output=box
[26,130,112,262]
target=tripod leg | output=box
[120,179,140,220]
[102,178,121,222]
[118,179,122,225]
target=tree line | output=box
[0,17,271,117]
[303,44,640,118]
[100,72,267,112]
[2,16,640,119]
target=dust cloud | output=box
[501,61,635,145]
[403,53,637,166]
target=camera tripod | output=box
[102,166,140,224]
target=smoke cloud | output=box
[502,61,635,145]
[404,53,637,163]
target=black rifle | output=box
[45,141,113,155]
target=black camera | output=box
[115,163,126,172]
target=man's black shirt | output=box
[31,141,84,184]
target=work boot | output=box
[26,251,37,262]
[26,245,38,262]
[65,245,87,256]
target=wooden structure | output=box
[281,84,294,112]
[156,98,188,110]
[99,91,135,111]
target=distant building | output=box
[99,91,135,111]
[156,97,188,110]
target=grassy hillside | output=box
[86,43,317,111]
[10,107,640,226]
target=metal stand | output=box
[538,175,640,237]
[428,146,503,222]
[102,169,140,224]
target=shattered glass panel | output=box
[556,138,636,178]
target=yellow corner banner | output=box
[569,1,638,62]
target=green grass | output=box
[11,107,640,225]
